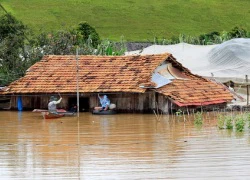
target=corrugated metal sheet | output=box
[151,73,172,88]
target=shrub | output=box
[229,26,247,38]
[194,112,203,126]
[235,115,245,132]
[225,116,233,129]
[217,114,225,129]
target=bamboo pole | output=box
[76,48,80,117]
[246,75,249,106]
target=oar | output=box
[57,92,66,112]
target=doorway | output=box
[68,97,89,112]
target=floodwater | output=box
[1,111,250,179]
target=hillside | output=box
[0,0,249,41]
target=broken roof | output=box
[156,79,232,107]
[1,53,233,106]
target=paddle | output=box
[57,92,66,112]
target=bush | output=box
[77,22,100,48]
[229,26,247,38]
[225,116,233,129]
[217,114,225,129]
[235,115,245,132]
[194,112,203,126]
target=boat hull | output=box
[42,112,64,119]
[41,111,76,119]
[92,109,117,115]
[33,109,67,113]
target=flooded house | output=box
[0,53,233,113]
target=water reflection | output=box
[18,111,22,121]
[0,111,250,179]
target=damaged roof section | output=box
[149,55,233,106]
[155,79,232,106]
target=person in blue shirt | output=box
[94,94,110,111]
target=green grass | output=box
[0,0,250,41]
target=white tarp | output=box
[126,38,250,84]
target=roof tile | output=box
[1,53,233,106]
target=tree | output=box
[33,30,95,55]
[0,13,28,42]
[77,22,100,48]
[0,14,28,85]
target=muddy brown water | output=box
[1,111,250,179]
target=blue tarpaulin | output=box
[17,96,23,111]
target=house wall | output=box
[10,95,70,110]
[90,92,158,113]
[9,92,172,113]
[157,94,171,114]
[9,93,227,114]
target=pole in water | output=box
[76,48,80,117]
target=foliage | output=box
[0,12,127,86]
[199,31,220,45]
[156,26,244,45]
[152,26,250,46]
[0,14,27,40]
[33,30,90,55]
[77,22,100,48]
[217,114,225,129]
[246,113,250,129]
[0,14,29,85]
[229,26,247,38]
[225,115,233,129]
[235,115,245,132]
[194,112,203,126]
[95,36,127,56]
[175,109,182,116]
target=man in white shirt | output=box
[48,96,62,114]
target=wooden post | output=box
[76,48,80,117]
[246,75,249,106]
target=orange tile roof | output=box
[155,55,233,106]
[155,79,233,106]
[3,54,171,94]
[1,53,233,106]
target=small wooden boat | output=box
[42,112,64,119]
[92,109,117,115]
[57,111,76,116]
[42,111,75,119]
[33,109,67,113]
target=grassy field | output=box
[0,0,249,41]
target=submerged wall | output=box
[8,92,227,114]
[8,92,173,113]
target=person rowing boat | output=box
[48,95,62,114]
